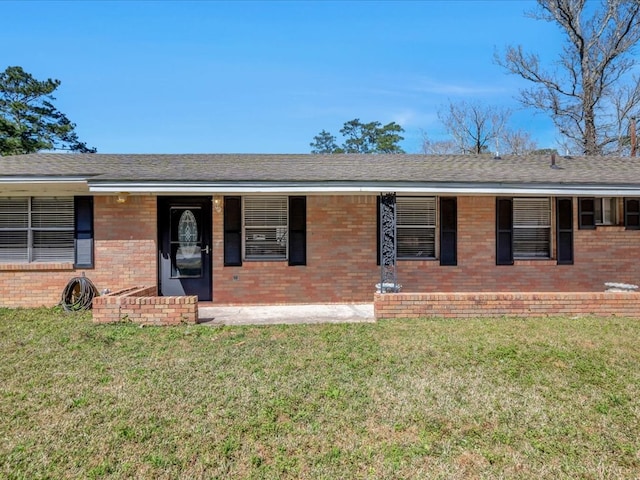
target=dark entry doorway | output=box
[158,197,212,300]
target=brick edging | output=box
[92,286,198,325]
[374,292,640,319]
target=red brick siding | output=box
[91,196,157,290]
[212,195,640,304]
[375,292,640,319]
[212,195,380,303]
[0,196,157,308]
[393,196,640,294]
[2,194,640,308]
[93,286,198,325]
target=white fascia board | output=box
[0,177,88,184]
[87,182,640,196]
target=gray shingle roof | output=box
[0,153,639,187]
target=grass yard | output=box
[1,309,639,479]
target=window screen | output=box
[595,197,617,225]
[513,198,550,258]
[244,196,288,260]
[396,197,436,259]
[0,197,74,263]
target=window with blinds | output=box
[244,196,288,260]
[595,197,618,225]
[0,197,75,263]
[513,198,550,258]
[396,197,436,259]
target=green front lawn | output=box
[1,308,638,479]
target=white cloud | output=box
[391,110,439,129]
[408,77,509,97]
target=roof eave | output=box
[86,181,640,196]
[0,176,90,183]
[0,177,91,196]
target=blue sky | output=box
[3,0,565,154]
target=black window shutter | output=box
[288,196,306,266]
[578,198,596,229]
[624,198,640,230]
[74,196,94,268]
[556,197,574,265]
[440,197,457,266]
[376,196,381,266]
[496,198,513,265]
[224,196,242,266]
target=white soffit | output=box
[0,180,90,196]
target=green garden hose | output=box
[61,274,99,311]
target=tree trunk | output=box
[583,107,599,155]
[582,81,599,155]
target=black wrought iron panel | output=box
[380,193,398,291]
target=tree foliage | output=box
[0,66,95,155]
[309,129,341,154]
[497,0,640,155]
[310,118,405,154]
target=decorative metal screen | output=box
[244,196,288,260]
[513,198,551,258]
[380,193,398,290]
[0,197,74,263]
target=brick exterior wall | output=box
[396,196,640,293]
[212,195,380,303]
[93,286,198,325]
[0,196,157,308]
[213,195,640,304]
[91,196,157,291]
[374,292,640,319]
[2,194,640,309]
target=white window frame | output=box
[594,197,618,225]
[396,197,437,259]
[513,197,551,259]
[243,196,288,261]
[0,197,74,263]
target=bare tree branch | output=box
[496,0,640,155]
[419,130,458,155]
[438,100,511,154]
[502,129,539,155]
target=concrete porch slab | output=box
[198,303,375,326]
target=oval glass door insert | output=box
[172,208,202,277]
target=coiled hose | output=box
[61,274,99,312]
